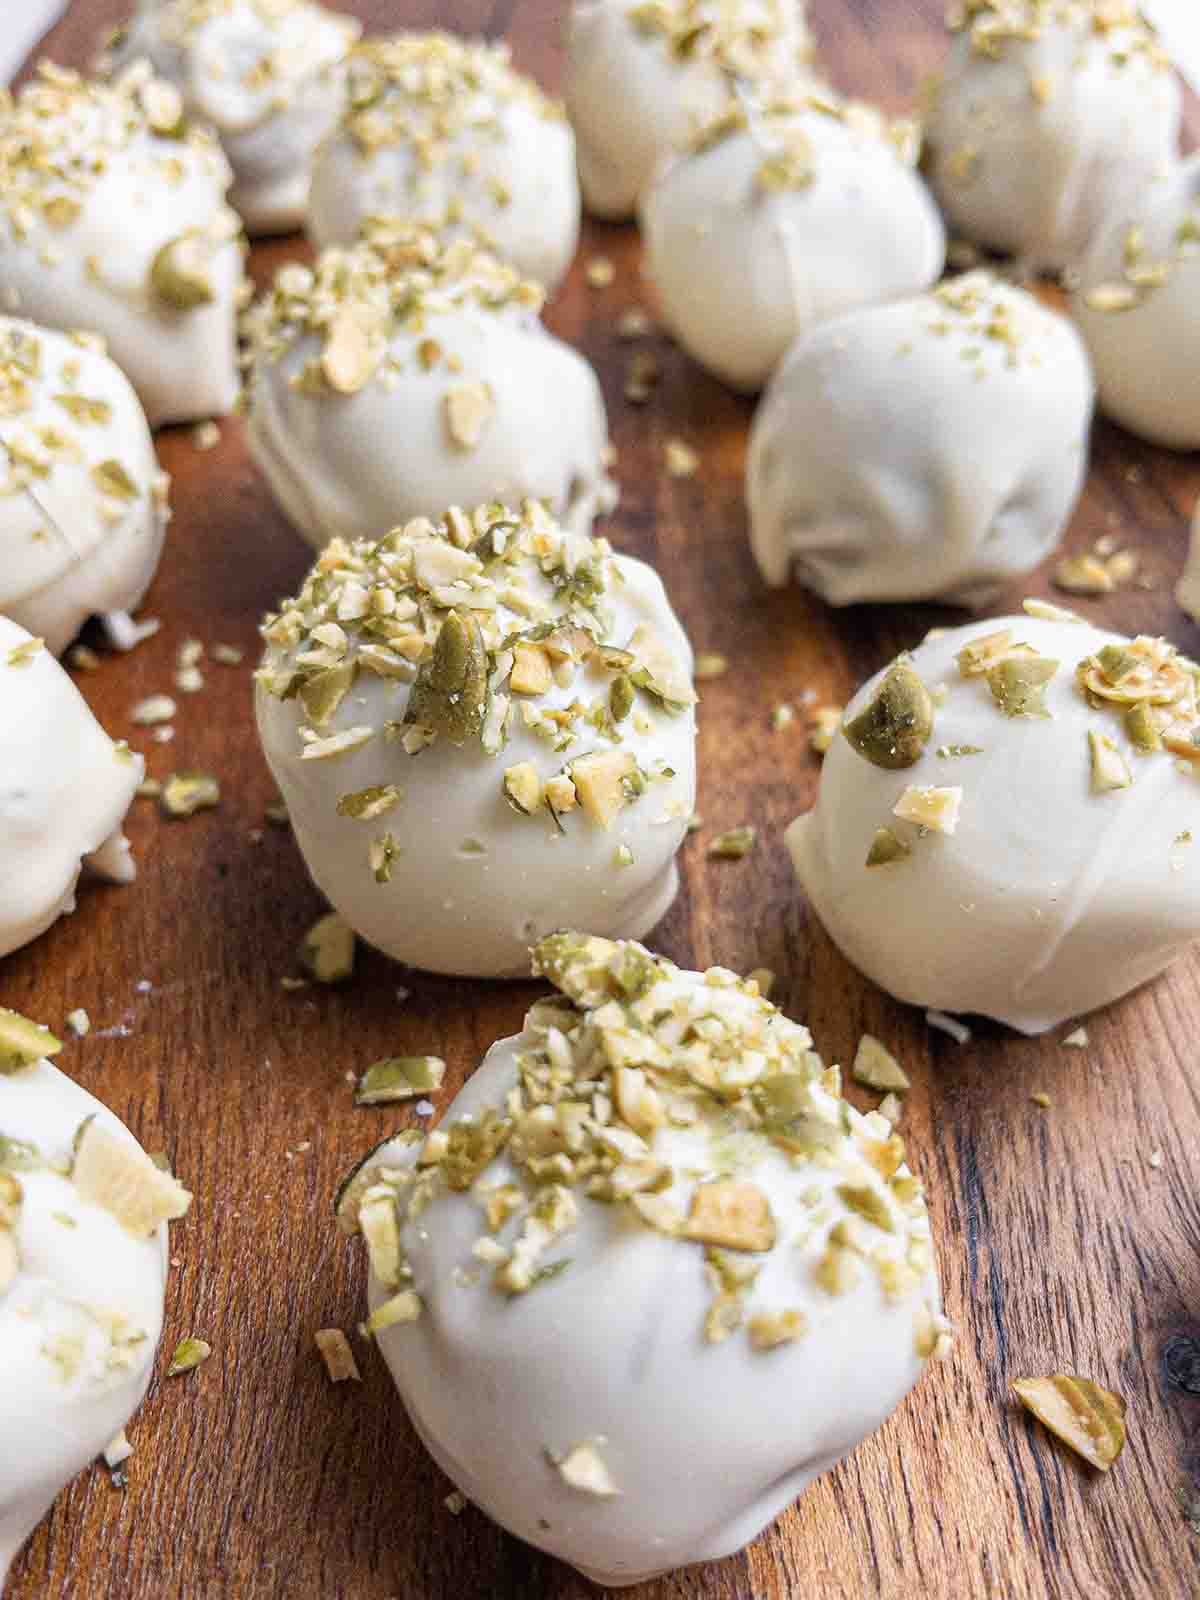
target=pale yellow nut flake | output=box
[570,749,636,829]
[0,1008,62,1072]
[685,1180,776,1253]
[444,381,496,450]
[315,1328,361,1383]
[1012,1375,1127,1471]
[73,1121,191,1237]
[1088,730,1133,793]
[554,1439,619,1496]
[851,1034,910,1093]
[299,912,356,983]
[167,1337,212,1377]
[892,785,962,835]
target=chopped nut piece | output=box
[746,967,774,997]
[584,257,615,288]
[555,1439,619,1495]
[167,1337,212,1377]
[1062,1027,1089,1048]
[130,694,176,726]
[192,420,220,452]
[1030,1091,1051,1109]
[322,308,378,393]
[299,912,356,984]
[570,749,636,829]
[865,827,912,868]
[1054,554,1114,595]
[444,381,495,449]
[664,437,699,477]
[364,1289,422,1333]
[510,642,553,695]
[685,1180,776,1252]
[73,1121,191,1236]
[892,786,961,835]
[315,1328,361,1383]
[149,232,214,310]
[92,459,138,500]
[843,663,933,769]
[810,705,843,754]
[337,785,400,821]
[160,771,220,818]
[1012,1375,1127,1471]
[444,1490,468,1514]
[627,622,696,706]
[406,611,488,746]
[705,825,754,860]
[503,762,543,816]
[748,1309,808,1350]
[987,655,1058,718]
[65,1009,90,1038]
[356,1056,446,1105]
[837,1182,896,1232]
[0,1008,62,1072]
[956,630,1014,677]
[694,652,728,680]
[852,1035,910,1093]
[1088,730,1132,793]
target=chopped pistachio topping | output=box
[629,0,812,78]
[892,785,961,835]
[299,912,355,984]
[340,934,941,1352]
[865,826,912,868]
[986,653,1058,718]
[843,662,933,769]
[356,1056,446,1105]
[708,825,757,859]
[1088,730,1132,793]
[72,1120,191,1236]
[337,784,400,820]
[166,1337,212,1377]
[851,1034,910,1093]
[949,0,1167,74]
[1076,634,1200,770]
[160,770,220,818]
[149,231,215,310]
[554,1439,619,1496]
[444,380,496,450]
[314,1327,361,1383]
[260,502,692,808]
[0,1008,62,1072]
[1012,1374,1127,1471]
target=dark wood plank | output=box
[7,1,1200,1597]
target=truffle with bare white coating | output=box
[925,0,1180,272]
[1071,154,1200,450]
[0,618,143,959]
[336,933,947,1587]
[255,502,697,977]
[789,613,1200,1034]
[0,60,244,427]
[0,1054,189,1586]
[308,33,579,292]
[639,93,944,391]
[747,273,1094,606]
[563,0,816,220]
[244,220,614,550]
[101,0,361,235]
[0,318,169,654]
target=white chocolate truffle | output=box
[563,0,815,221]
[338,934,946,1587]
[789,616,1200,1034]
[255,502,697,978]
[0,619,143,959]
[640,95,945,392]
[0,1053,190,1586]
[307,35,579,293]
[925,0,1180,273]
[747,273,1094,607]
[0,61,244,428]
[1071,156,1200,450]
[245,221,613,551]
[0,318,169,654]
[103,0,361,235]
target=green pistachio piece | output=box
[91,459,138,500]
[609,673,634,723]
[1096,644,1138,683]
[986,655,1058,718]
[0,1009,63,1072]
[299,912,355,983]
[405,611,488,746]
[0,1134,42,1171]
[167,1337,212,1376]
[149,231,215,310]
[1125,701,1162,752]
[842,662,934,769]
[356,1056,446,1105]
[336,784,400,820]
[1012,1375,1126,1471]
[300,661,357,729]
[851,1034,910,1092]
[865,827,912,868]
[160,771,220,818]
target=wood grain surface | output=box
[7,2,1200,1597]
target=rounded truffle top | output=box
[336,32,564,155]
[613,0,813,83]
[0,58,232,231]
[946,0,1170,68]
[244,219,545,400]
[257,498,695,768]
[683,87,921,177]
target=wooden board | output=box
[7,2,1200,1597]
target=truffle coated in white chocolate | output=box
[747,273,1094,606]
[563,0,816,221]
[0,61,244,428]
[1071,156,1200,450]
[341,934,945,1587]
[307,34,580,293]
[103,0,361,235]
[0,318,169,654]
[0,619,143,959]
[639,94,945,392]
[925,0,1180,272]
[0,1059,185,1585]
[789,615,1200,1034]
[255,502,697,978]
[244,221,613,550]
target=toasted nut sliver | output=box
[1012,1375,1127,1471]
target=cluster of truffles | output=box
[564,0,817,219]
[308,33,580,291]
[255,500,697,977]
[0,1043,190,1587]
[244,219,612,548]
[791,609,1200,1033]
[338,933,946,1585]
[0,60,244,427]
[748,273,1093,606]
[102,0,362,235]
